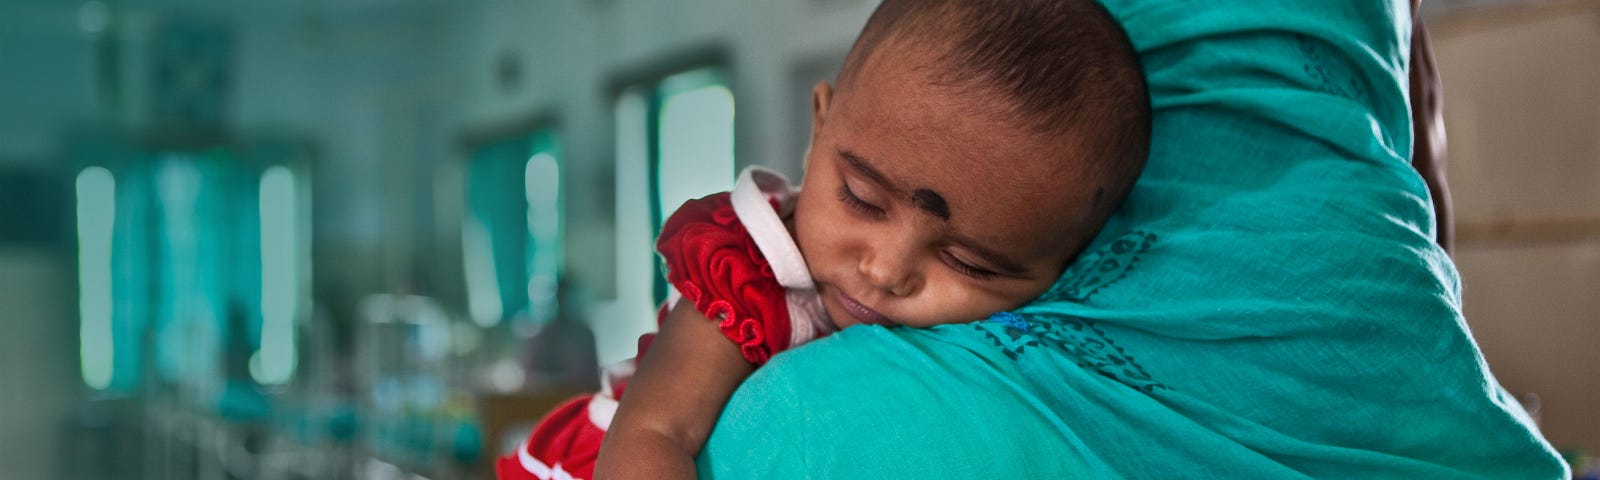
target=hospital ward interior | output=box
[0,0,1597,478]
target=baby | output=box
[500,0,1149,478]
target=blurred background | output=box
[0,0,1594,478]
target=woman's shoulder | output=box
[701,325,1103,478]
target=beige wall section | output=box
[0,250,75,480]
[1455,244,1600,452]
[1430,1,1600,453]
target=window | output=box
[463,128,564,330]
[152,153,226,386]
[254,165,300,385]
[608,66,735,364]
[71,139,156,393]
[75,166,116,391]
[73,140,308,391]
[654,69,737,234]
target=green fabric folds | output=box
[699,0,1567,478]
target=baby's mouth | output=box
[834,289,894,327]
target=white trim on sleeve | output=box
[730,167,836,347]
[516,443,580,480]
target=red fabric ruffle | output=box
[656,192,791,365]
[496,395,602,480]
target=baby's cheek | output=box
[913,282,1011,326]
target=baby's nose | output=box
[859,250,918,297]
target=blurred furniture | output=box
[476,388,589,473]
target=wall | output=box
[231,3,475,312]
[0,250,76,480]
[0,4,101,163]
[0,8,104,478]
[1430,1,1600,452]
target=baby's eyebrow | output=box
[838,148,950,220]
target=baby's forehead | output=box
[837,107,1096,206]
[872,147,1099,252]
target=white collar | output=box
[729,166,836,343]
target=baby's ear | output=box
[811,81,834,127]
[808,81,834,148]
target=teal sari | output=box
[699,0,1567,478]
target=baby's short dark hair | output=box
[839,0,1151,212]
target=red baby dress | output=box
[496,167,833,480]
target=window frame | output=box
[606,50,737,305]
[457,114,566,331]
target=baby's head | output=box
[794,0,1149,329]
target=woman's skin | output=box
[1409,1,1452,253]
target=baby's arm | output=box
[594,301,755,479]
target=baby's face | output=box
[795,52,1108,330]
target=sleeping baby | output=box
[499,0,1151,478]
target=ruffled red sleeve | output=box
[656,192,792,365]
